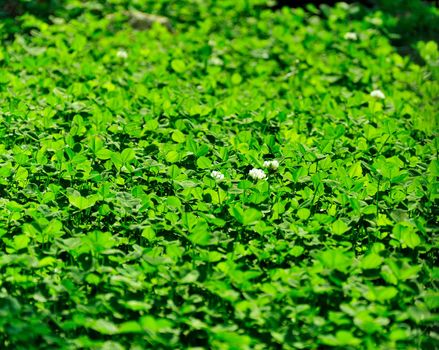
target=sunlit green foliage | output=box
[0,1,438,349]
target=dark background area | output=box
[1,0,438,18]
[274,0,373,8]
[275,0,438,7]
[1,0,52,18]
[1,0,438,63]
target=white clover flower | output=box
[263,160,279,170]
[249,168,266,180]
[344,32,358,41]
[116,49,128,59]
[370,89,385,99]
[211,170,225,181]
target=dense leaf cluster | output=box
[0,1,438,349]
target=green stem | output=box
[375,176,381,219]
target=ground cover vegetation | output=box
[0,0,438,349]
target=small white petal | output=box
[344,32,358,41]
[211,170,224,181]
[249,168,267,180]
[263,160,279,170]
[116,49,128,59]
[370,89,385,99]
[270,160,279,170]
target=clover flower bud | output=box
[370,89,385,99]
[270,160,279,170]
[344,32,358,41]
[211,170,225,181]
[249,168,267,180]
[263,160,279,170]
[116,49,128,59]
